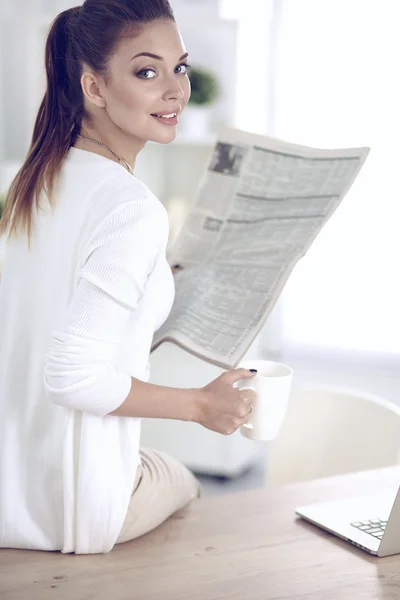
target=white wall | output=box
[0,19,31,161]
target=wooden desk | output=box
[1,467,400,600]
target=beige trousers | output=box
[116,448,202,545]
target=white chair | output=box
[266,384,400,487]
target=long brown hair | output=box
[0,0,174,245]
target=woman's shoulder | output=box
[95,168,156,204]
[81,171,169,247]
[64,148,165,219]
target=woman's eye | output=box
[175,63,191,75]
[137,69,157,79]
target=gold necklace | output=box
[77,134,134,175]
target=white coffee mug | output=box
[235,359,293,441]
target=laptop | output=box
[295,483,400,556]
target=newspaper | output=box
[151,127,370,369]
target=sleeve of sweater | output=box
[44,198,167,416]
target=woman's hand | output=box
[193,368,257,435]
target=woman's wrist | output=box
[187,387,205,424]
[109,377,204,422]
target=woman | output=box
[0,0,256,554]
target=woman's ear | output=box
[80,72,107,108]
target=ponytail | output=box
[0,7,83,245]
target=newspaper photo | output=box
[151,127,370,369]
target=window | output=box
[271,0,400,356]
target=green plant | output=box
[188,66,219,106]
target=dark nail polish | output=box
[249,369,258,373]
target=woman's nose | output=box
[164,76,185,101]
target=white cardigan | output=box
[0,148,175,554]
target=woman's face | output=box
[97,19,191,145]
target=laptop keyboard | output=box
[350,518,387,540]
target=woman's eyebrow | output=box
[131,52,189,61]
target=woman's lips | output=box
[151,112,178,126]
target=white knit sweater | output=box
[0,148,175,554]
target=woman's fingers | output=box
[222,368,257,385]
[170,264,184,275]
[239,388,256,403]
